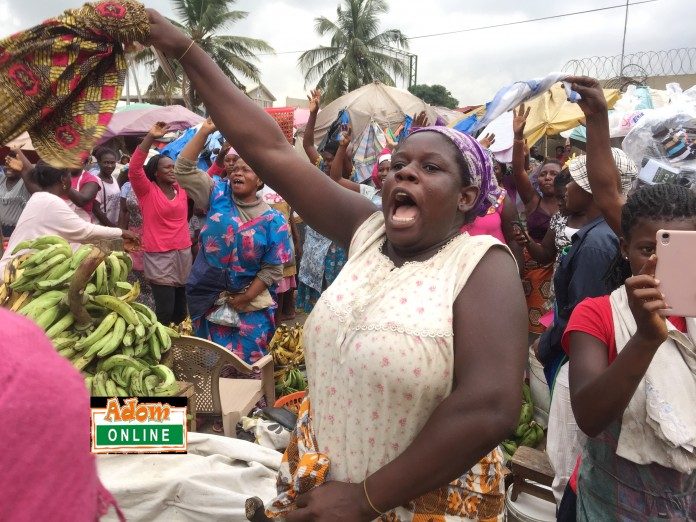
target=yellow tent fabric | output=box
[522,84,620,146]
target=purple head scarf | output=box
[408,126,503,216]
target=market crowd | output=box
[1,1,696,521]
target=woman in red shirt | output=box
[561,77,696,521]
[128,122,192,325]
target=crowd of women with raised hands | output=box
[2,4,695,520]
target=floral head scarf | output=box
[0,0,149,168]
[409,126,503,216]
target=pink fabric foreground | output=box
[0,308,123,521]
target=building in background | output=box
[248,83,276,109]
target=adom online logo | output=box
[91,397,188,454]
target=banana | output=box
[84,283,97,295]
[9,291,31,312]
[155,324,171,352]
[122,346,135,357]
[12,235,69,255]
[134,310,151,328]
[92,295,140,326]
[94,261,106,294]
[22,253,67,278]
[134,341,148,357]
[69,244,93,270]
[154,382,179,396]
[83,328,116,358]
[115,386,128,397]
[131,302,157,324]
[35,306,62,331]
[35,268,76,290]
[117,259,129,281]
[122,331,134,347]
[522,383,532,405]
[151,365,176,392]
[121,366,139,386]
[0,284,7,304]
[110,367,126,388]
[144,375,159,396]
[58,347,77,359]
[45,312,75,339]
[105,379,118,397]
[2,263,11,285]
[118,280,140,303]
[43,257,73,282]
[129,370,147,396]
[114,281,133,295]
[149,334,161,361]
[106,254,121,288]
[75,312,118,350]
[135,323,147,339]
[163,325,181,339]
[84,376,93,394]
[100,354,149,373]
[18,290,65,317]
[52,337,77,351]
[19,244,59,268]
[97,317,127,357]
[76,312,118,349]
[71,352,96,371]
[113,251,133,274]
[93,372,108,396]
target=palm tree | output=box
[134,0,273,109]
[299,0,409,103]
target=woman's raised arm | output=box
[146,10,375,248]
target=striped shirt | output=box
[0,172,30,228]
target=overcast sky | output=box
[2,0,694,106]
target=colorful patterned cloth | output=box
[188,179,291,364]
[0,0,149,167]
[266,397,505,521]
[296,240,347,314]
[409,127,503,216]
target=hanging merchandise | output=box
[317,109,350,155]
[622,106,696,190]
[352,121,387,184]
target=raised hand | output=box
[145,8,191,58]
[307,89,322,114]
[564,75,608,119]
[413,110,428,128]
[201,117,217,134]
[513,104,530,139]
[339,126,352,148]
[5,155,23,173]
[626,255,669,345]
[479,132,496,149]
[148,121,169,139]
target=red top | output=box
[128,148,191,253]
[562,295,687,492]
[562,295,687,362]
[207,162,224,177]
[71,171,100,214]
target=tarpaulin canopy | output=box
[99,104,204,142]
[518,84,620,146]
[313,81,438,147]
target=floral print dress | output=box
[268,213,507,521]
[188,179,291,364]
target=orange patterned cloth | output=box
[0,0,149,168]
[266,397,505,521]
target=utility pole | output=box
[619,0,630,77]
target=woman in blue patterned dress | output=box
[174,119,291,364]
[297,89,348,313]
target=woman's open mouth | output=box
[231,177,245,187]
[389,190,419,227]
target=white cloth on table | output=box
[97,432,282,521]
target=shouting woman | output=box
[147,10,527,521]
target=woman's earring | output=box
[63,183,69,190]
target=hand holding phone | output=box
[655,229,696,317]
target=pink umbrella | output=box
[99,105,204,142]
